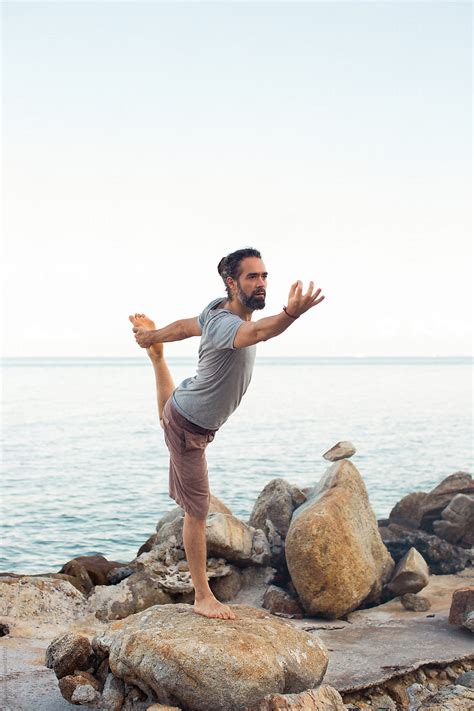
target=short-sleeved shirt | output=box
[172,297,257,430]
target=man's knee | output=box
[184,511,208,525]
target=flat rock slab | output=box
[317,613,473,693]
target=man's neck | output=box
[222,298,253,321]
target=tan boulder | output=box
[89,604,328,711]
[205,512,271,565]
[386,547,429,595]
[285,460,394,618]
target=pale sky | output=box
[2,1,471,357]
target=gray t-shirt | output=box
[172,297,257,430]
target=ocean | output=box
[1,356,472,575]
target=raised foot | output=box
[194,597,236,620]
[128,313,163,359]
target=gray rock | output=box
[379,523,470,574]
[455,670,474,689]
[101,672,125,710]
[262,584,304,619]
[418,683,474,709]
[386,547,429,595]
[209,565,242,601]
[433,493,474,546]
[388,491,430,529]
[248,478,306,539]
[419,472,474,534]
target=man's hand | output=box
[133,327,158,348]
[287,280,325,318]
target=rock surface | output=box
[86,604,328,710]
[285,460,394,618]
[0,576,87,623]
[246,683,346,709]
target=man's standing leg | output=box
[183,512,236,619]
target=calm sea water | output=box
[1,357,472,575]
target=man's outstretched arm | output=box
[233,280,325,348]
[133,317,201,347]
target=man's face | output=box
[233,257,268,311]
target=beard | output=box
[237,283,266,311]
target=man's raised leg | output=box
[128,313,174,425]
[183,512,236,620]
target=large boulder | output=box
[285,460,394,618]
[80,604,329,711]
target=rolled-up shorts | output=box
[162,397,218,519]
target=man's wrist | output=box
[282,305,299,320]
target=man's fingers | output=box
[305,280,314,297]
[288,280,299,298]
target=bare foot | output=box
[194,595,236,620]
[128,313,163,359]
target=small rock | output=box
[45,633,95,680]
[386,547,429,595]
[262,585,304,618]
[322,441,356,461]
[401,593,431,611]
[101,673,125,710]
[58,672,101,705]
[456,670,474,688]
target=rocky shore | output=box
[1,444,473,710]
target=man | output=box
[129,247,325,620]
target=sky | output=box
[2,1,472,357]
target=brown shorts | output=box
[162,397,217,519]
